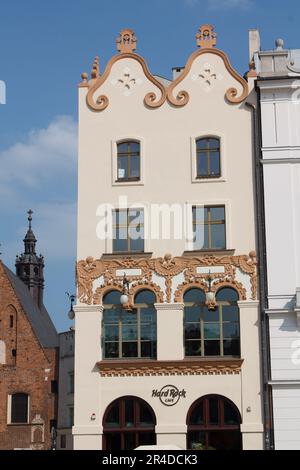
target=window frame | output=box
[112,208,145,254]
[112,137,145,187]
[190,134,226,184]
[8,393,30,425]
[102,292,157,360]
[192,205,226,251]
[196,137,221,179]
[184,288,240,358]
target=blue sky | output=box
[0,0,299,331]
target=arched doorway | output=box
[103,396,156,450]
[187,395,242,450]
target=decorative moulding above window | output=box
[79,25,250,112]
[97,358,244,377]
[76,251,257,306]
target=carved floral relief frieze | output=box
[76,252,258,306]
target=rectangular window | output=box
[11,393,29,424]
[10,316,13,328]
[184,305,239,358]
[51,380,58,394]
[193,206,226,250]
[103,307,157,360]
[68,371,74,394]
[113,209,144,253]
[117,141,140,181]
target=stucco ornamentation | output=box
[76,252,258,305]
[97,359,243,377]
[111,67,143,96]
[196,24,217,49]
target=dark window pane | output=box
[130,156,140,178]
[117,156,128,179]
[105,342,119,358]
[211,223,226,249]
[122,324,137,341]
[135,290,156,305]
[103,308,120,323]
[11,393,28,423]
[125,400,134,428]
[204,323,220,339]
[140,403,155,426]
[185,323,200,340]
[223,339,240,356]
[185,340,201,356]
[104,325,119,341]
[216,288,239,302]
[208,138,220,149]
[105,404,120,427]
[209,398,219,425]
[129,209,144,223]
[103,291,122,305]
[203,224,209,249]
[141,324,154,341]
[185,306,200,322]
[223,323,239,339]
[141,341,155,358]
[196,138,208,150]
[138,432,156,446]
[122,342,138,358]
[208,430,241,450]
[129,236,144,252]
[224,402,239,425]
[189,431,206,451]
[204,340,220,356]
[210,151,221,176]
[117,142,129,153]
[129,142,140,153]
[210,207,225,221]
[190,402,204,425]
[197,152,208,177]
[203,307,219,322]
[184,289,206,304]
[105,433,121,451]
[113,237,128,252]
[124,432,136,450]
[222,305,239,321]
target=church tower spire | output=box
[15,210,45,309]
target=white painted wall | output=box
[258,75,300,450]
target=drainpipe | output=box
[246,92,274,450]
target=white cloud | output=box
[0,115,77,189]
[0,115,78,261]
[185,0,252,9]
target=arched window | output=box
[102,290,157,359]
[117,141,140,181]
[11,393,29,424]
[196,137,221,179]
[187,395,242,450]
[103,396,156,450]
[184,287,240,357]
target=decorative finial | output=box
[196,24,217,49]
[275,38,284,50]
[27,209,33,229]
[116,29,137,54]
[81,72,88,83]
[91,56,100,79]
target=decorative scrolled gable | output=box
[167,25,249,107]
[82,29,167,111]
[79,25,250,112]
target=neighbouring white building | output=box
[73,25,264,450]
[253,33,300,450]
[57,330,74,450]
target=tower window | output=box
[10,393,29,424]
[10,316,13,328]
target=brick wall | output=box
[0,263,58,450]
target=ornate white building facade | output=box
[73,26,264,450]
[253,33,300,450]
